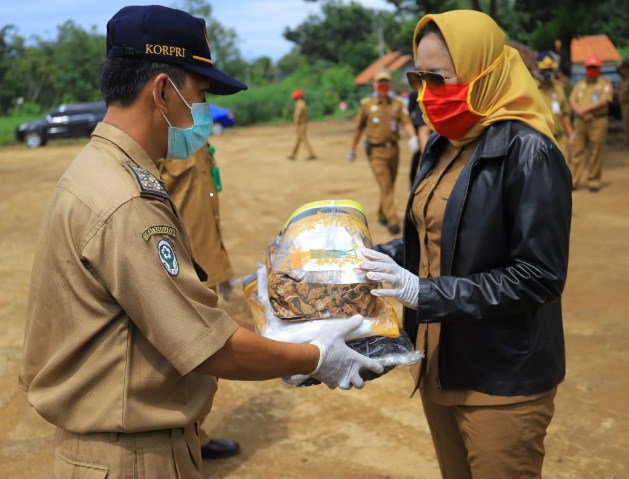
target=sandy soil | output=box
[0,119,627,479]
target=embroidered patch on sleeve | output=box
[142,225,177,241]
[157,239,179,276]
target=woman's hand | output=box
[360,248,419,310]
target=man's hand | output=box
[347,150,356,162]
[309,315,384,389]
[359,248,419,310]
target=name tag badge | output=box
[551,100,561,114]
[592,93,600,102]
[390,120,398,132]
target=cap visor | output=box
[186,63,248,95]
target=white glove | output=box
[408,136,419,153]
[347,150,356,162]
[217,280,233,302]
[309,315,384,390]
[360,248,419,310]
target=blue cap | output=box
[106,5,247,95]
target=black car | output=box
[15,102,107,148]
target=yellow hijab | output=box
[413,10,556,148]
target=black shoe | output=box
[588,186,600,192]
[287,155,295,161]
[378,215,388,226]
[387,224,401,235]
[201,438,240,460]
[307,155,317,160]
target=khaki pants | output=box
[52,424,202,479]
[368,144,400,227]
[420,390,556,479]
[290,124,315,158]
[571,116,608,189]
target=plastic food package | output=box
[241,200,423,386]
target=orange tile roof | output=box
[571,35,622,64]
[387,54,413,72]
[355,51,413,85]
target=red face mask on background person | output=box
[375,82,391,95]
[419,83,482,139]
[585,67,600,80]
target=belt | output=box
[368,140,396,148]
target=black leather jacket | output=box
[378,121,572,396]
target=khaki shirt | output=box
[355,95,412,144]
[293,98,308,126]
[158,145,233,287]
[19,123,238,433]
[411,139,546,406]
[538,80,571,137]
[569,75,613,117]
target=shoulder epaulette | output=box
[123,163,170,200]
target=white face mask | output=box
[158,77,213,160]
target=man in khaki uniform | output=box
[348,71,419,235]
[19,6,382,478]
[569,55,613,191]
[535,53,575,163]
[288,89,316,160]
[619,61,629,147]
[158,143,241,460]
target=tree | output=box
[173,0,247,80]
[283,1,382,72]
[48,21,104,104]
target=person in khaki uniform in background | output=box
[618,61,629,148]
[288,89,316,160]
[535,52,575,163]
[569,55,613,192]
[348,71,419,235]
[157,143,241,461]
[18,6,383,478]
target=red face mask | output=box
[375,82,391,95]
[585,68,600,80]
[419,83,483,140]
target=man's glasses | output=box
[406,70,457,90]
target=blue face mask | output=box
[160,78,213,160]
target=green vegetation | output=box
[0,103,43,144]
[1,0,627,146]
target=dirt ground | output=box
[0,118,628,478]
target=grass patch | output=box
[0,113,42,146]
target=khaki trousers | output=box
[571,116,608,189]
[52,424,202,479]
[368,144,400,227]
[420,390,556,479]
[290,124,315,158]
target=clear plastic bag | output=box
[240,200,423,386]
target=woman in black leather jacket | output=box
[360,10,572,479]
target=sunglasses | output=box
[406,70,457,90]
